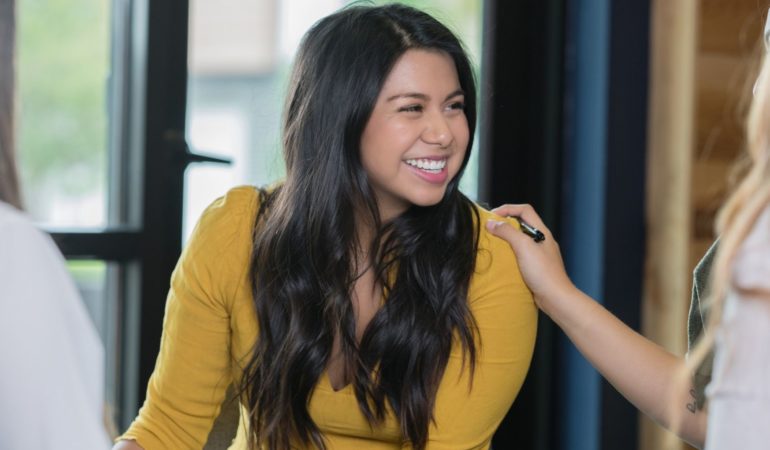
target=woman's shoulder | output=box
[0,201,93,325]
[468,202,528,290]
[0,201,37,235]
[191,185,271,238]
[470,201,521,226]
[184,186,266,265]
[471,203,521,257]
[200,185,262,221]
[464,203,536,339]
[176,186,266,312]
[0,201,64,266]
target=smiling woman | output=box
[361,49,469,220]
[115,4,536,450]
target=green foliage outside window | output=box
[17,0,110,197]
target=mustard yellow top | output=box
[120,186,537,449]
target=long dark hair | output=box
[240,4,480,449]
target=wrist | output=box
[539,283,593,329]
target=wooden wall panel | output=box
[694,54,751,161]
[699,0,764,54]
[693,0,763,245]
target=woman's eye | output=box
[448,101,465,111]
[399,104,423,113]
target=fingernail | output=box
[485,219,503,230]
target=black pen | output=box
[513,216,546,243]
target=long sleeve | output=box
[119,196,537,449]
[119,187,257,449]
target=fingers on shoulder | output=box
[491,203,535,218]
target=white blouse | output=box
[705,206,770,449]
[0,201,110,449]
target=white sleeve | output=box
[731,208,770,292]
[705,293,770,449]
[0,211,111,449]
[705,210,770,449]
[706,391,770,449]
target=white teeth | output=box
[405,158,446,172]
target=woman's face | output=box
[360,49,469,221]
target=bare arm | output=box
[486,204,707,448]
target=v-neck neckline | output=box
[320,370,355,394]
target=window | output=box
[16,0,145,428]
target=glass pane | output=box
[68,260,109,340]
[66,259,122,429]
[184,0,343,239]
[184,0,483,239]
[17,0,111,228]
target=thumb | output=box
[485,219,529,250]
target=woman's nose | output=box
[421,112,453,148]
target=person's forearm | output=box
[546,287,707,448]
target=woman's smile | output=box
[359,49,469,220]
[403,157,449,183]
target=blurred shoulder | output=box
[0,201,80,308]
[0,201,35,232]
[0,201,60,260]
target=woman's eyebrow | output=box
[386,92,429,102]
[386,89,465,102]
[444,89,465,101]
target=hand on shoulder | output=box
[485,204,578,316]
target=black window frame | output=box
[49,0,193,429]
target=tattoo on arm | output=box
[686,388,698,413]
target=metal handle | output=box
[163,129,233,167]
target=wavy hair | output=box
[239,4,480,449]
